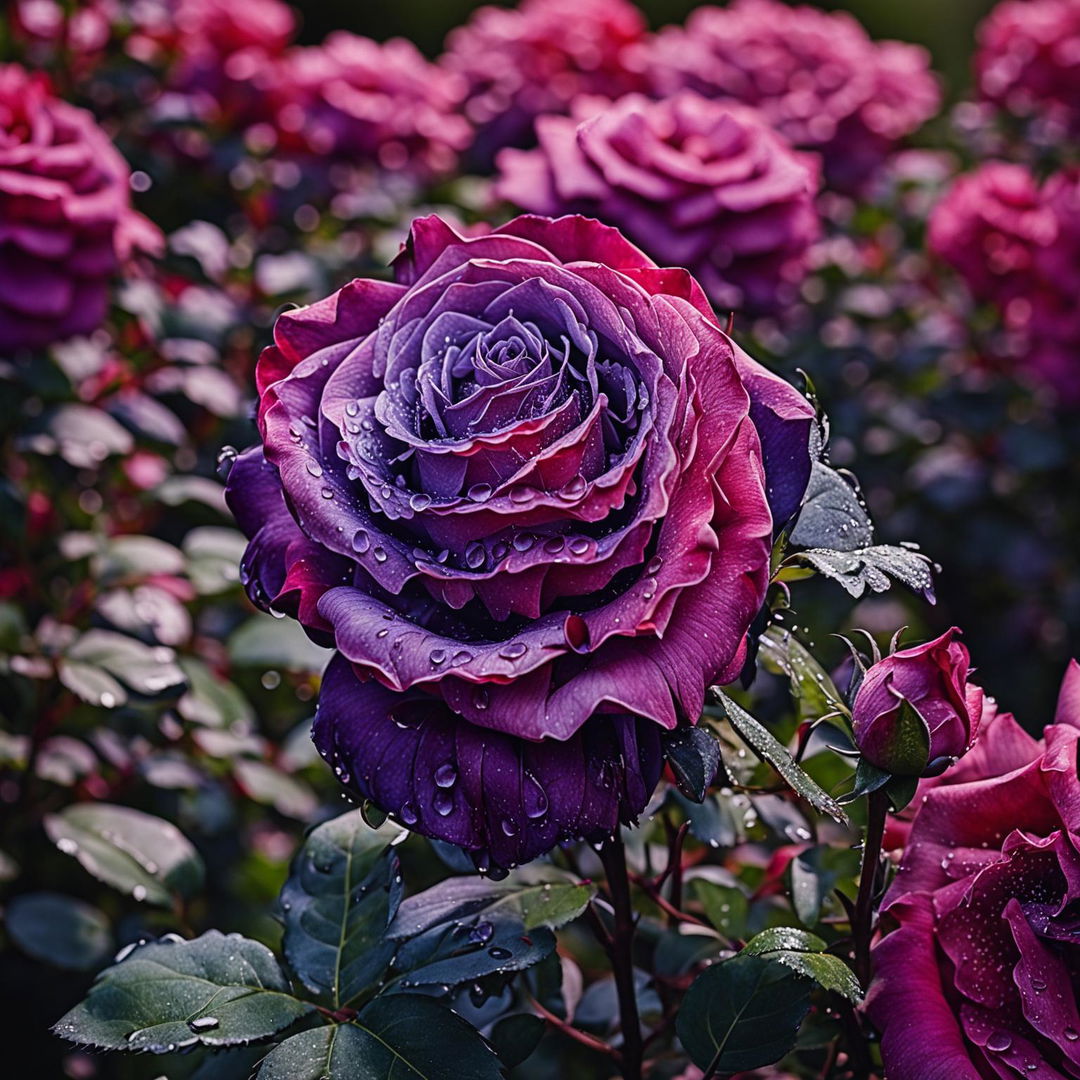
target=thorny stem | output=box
[528,994,621,1059]
[600,832,644,1080]
[853,788,889,990]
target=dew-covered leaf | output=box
[184,527,246,595]
[52,931,313,1052]
[759,625,848,724]
[389,866,595,939]
[710,691,849,826]
[743,928,862,1002]
[6,891,112,970]
[786,545,935,601]
[45,803,205,906]
[280,811,405,1009]
[65,630,186,700]
[789,462,873,552]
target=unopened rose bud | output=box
[852,628,983,777]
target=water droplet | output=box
[373,546,387,564]
[430,648,447,665]
[132,885,147,902]
[468,483,492,502]
[1065,1028,1079,1042]
[469,921,494,944]
[569,537,590,555]
[306,460,323,477]
[559,475,586,499]
[473,687,489,710]
[487,946,512,960]
[352,529,370,554]
[508,486,532,504]
[345,401,360,417]
[409,493,433,512]
[434,763,457,788]
[513,533,535,552]
[543,536,565,554]
[188,1017,219,1032]
[434,790,454,816]
[400,802,418,825]
[646,556,664,575]
[986,1032,1013,1053]
[376,628,389,639]
[523,772,548,819]
[451,650,473,667]
[498,642,528,660]
[501,818,519,836]
[465,543,486,569]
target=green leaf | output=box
[92,535,186,584]
[880,698,933,776]
[184,527,246,594]
[229,616,330,672]
[693,880,749,939]
[64,630,186,700]
[710,690,849,826]
[759,625,848,724]
[256,996,502,1080]
[676,953,812,1075]
[178,657,255,728]
[785,545,935,602]
[6,891,112,970]
[280,811,405,1009]
[789,846,860,928]
[45,803,205,906]
[743,928,862,1002]
[234,759,318,820]
[389,865,595,937]
[490,1013,546,1069]
[53,931,314,1052]
[839,757,891,805]
[663,725,723,803]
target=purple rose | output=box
[0,64,162,353]
[852,628,983,776]
[226,213,815,868]
[869,660,1080,1080]
[638,0,940,194]
[440,0,647,169]
[929,163,1080,407]
[495,92,820,315]
[976,0,1080,137]
[261,34,471,181]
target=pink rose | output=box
[0,65,162,352]
[870,660,1080,1079]
[495,92,820,314]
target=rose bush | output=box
[226,212,815,868]
[440,0,647,168]
[0,63,160,352]
[495,92,820,314]
[870,660,1080,1079]
[639,0,940,193]
[852,628,983,776]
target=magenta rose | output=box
[225,213,815,868]
[440,0,647,168]
[976,0,1080,137]
[495,92,820,315]
[929,162,1080,407]
[638,0,940,194]
[261,33,471,182]
[928,162,1057,307]
[852,628,983,777]
[0,64,162,353]
[869,660,1080,1080]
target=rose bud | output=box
[851,628,983,776]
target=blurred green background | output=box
[301,0,997,95]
